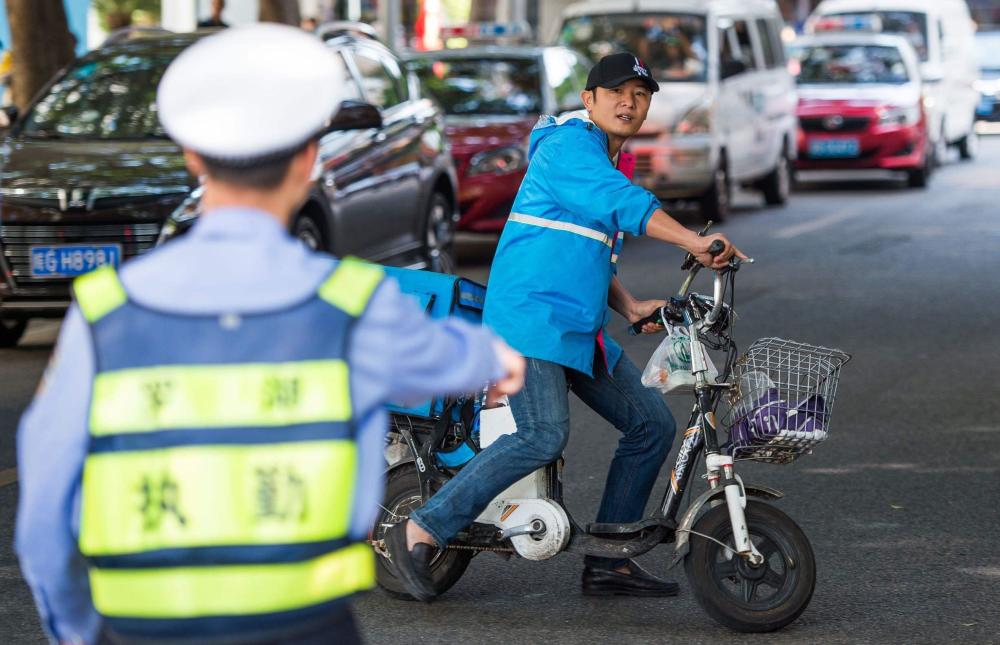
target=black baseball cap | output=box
[585,52,660,93]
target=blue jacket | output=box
[483,113,661,375]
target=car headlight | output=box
[878,105,920,126]
[673,102,712,135]
[156,185,203,246]
[467,146,527,176]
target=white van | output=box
[807,0,980,161]
[557,0,797,221]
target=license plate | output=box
[809,138,860,158]
[30,244,122,278]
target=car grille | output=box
[800,116,871,133]
[633,152,654,178]
[1,222,160,286]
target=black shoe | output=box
[383,520,437,602]
[581,560,680,597]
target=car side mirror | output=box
[0,105,18,130]
[921,65,944,84]
[327,100,382,132]
[720,59,748,80]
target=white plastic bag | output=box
[641,326,718,393]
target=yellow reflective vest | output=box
[73,258,383,637]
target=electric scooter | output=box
[372,241,849,633]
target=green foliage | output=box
[93,0,162,31]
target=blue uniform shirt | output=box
[483,114,660,375]
[15,207,504,644]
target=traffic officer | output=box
[15,24,524,645]
[388,52,744,600]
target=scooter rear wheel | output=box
[684,500,816,633]
[373,465,473,600]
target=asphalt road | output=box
[2,138,999,644]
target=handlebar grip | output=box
[680,239,728,271]
[628,310,664,336]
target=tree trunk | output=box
[5,0,75,111]
[106,10,133,31]
[470,0,497,22]
[259,0,301,25]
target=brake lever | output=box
[680,221,714,271]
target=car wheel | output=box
[423,192,456,274]
[957,130,978,160]
[906,164,929,189]
[292,214,327,252]
[931,126,948,169]
[700,160,731,223]
[0,318,28,348]
[760,151,790,207]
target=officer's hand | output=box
[487,340,525,406]
[692,234,747,270]
[629,299,667,334]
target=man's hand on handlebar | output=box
[487,340,526,406]
[628,298,667,334]
[689,233,747,270]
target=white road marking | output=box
[775,208,865,239]
[20,320,62,346]
[958,566,1000,578]
[0,468,17,488]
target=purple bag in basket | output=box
[749,388,787,440]
[785,394,828,433]
[731,388,785,447]
[729,389,832,454]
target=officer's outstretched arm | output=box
[349,278,516,409]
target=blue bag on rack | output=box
[382,266,486,419]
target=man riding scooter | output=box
[386,52,745,600]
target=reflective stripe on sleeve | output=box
[508,213,613,248]
[318,256,384,316]
[79,440,357,556]
[89,360,351,436]
[74,266,128,323]
[89,542,374,618]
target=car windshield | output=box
[558,13,708,83]
[829,11,930,61]
[19,50,174,140]
[796,44,910,85]
[975,32,1000,72]
[408,57,542,116]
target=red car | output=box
[792,32,932,187]
[407,45,593,232]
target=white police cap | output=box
[158,23,344,163]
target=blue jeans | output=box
[410,351,676,569]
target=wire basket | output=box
[723,338,851,464]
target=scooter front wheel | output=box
[373,465,473,600]
[684,500,816,633]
